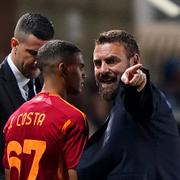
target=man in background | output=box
[0,12,54,178]
[3,40,88,180]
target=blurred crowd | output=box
[160,57,180,130]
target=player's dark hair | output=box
[95,30,140,59]
[14,13,54,41]
[37,40,81,70]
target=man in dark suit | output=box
[0,12,54,178]
[77,30,180,179]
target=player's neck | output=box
[41,81,67,100]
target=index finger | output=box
[121,63,143,83]
[127,63,143,75]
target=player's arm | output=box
[5,168,10,180]
[62,116,88,180]
[68,169,78,180]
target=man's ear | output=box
[58,62,68,76]
[11,37,19,48]
[129,53,140,66]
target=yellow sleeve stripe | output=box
[62,119,71,132]
[49,93,88,129]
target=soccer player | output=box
[3,40,88,180]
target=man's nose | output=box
[82,71,86,79]
[82,73,86,79]
[100,62,110,72]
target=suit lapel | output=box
[2,60,25,108]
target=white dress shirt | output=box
[7,54,31,100]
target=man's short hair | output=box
[14,13,54,41]
[96,30,140,59]
[37,40,81,70]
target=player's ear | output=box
[129,53,140,66]
[58,62,68,76]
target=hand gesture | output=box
[121,64,147,92]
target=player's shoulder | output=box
[32,92,87,122]
[58,96,85,118]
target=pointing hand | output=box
[121,64,147,92]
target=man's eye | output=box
[79,64,84,70]
[106,58,115,64]
[27,50,37,56]
[94,60,101,67]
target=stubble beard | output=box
[98,82,119,101]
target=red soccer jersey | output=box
[3,92,88,180]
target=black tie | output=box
[27,80,35,100]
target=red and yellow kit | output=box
[3,92,88,180]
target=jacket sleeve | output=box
[122,68,153,121]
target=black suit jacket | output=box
[0,58,42,174]
[78,82,180,180]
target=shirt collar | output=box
[7,54,30,88]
